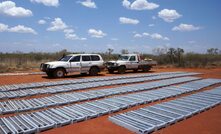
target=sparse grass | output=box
[0,50,220,73]
[0,51,66,73]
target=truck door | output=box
[69,55,81,73]
[129,56,138,69]
[81,55,91,73]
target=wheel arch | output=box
[119,65,126,69]
[55,67,67,73]
[90,65,100,72]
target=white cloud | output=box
[172,23,201,32]
[8,25,37,34]
[88,28,106,38]
[134,33,142,38]
[0,23,37,34]
[133,32,169,41]
[65,33,78,40]
[0,23,8,32]
[47,18,86,40]
[78,0,97,8]
[80,38,87,40]
[133,32,148,38]
[47,18,68,31]
[122,0,131,9]
[158,9,182,22]
[64,29,76,39]
[38,19,46,24]
[151,33,169,40]
[131,0,159,10]
[64,28,86,40]
[30,0,59,7]
[163,37,170,41]
[142,32,149,36]
[148,24,154,27]
[119,17,139,25]
[0,1,32,17]
[122,0,159,10]
[63,29,74,34]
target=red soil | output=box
[0,67,221,134]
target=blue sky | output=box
[0,0,221,53]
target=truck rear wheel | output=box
[118,66,126,74]
[89,67,99,76]
[142,66,150,72]
[53,68,65,78]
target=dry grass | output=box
[0,50,221,73]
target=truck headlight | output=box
[46,64,53,68]
[49,65,54,68]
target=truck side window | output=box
[91,55,100,61]
[82,56,91,61]
[129,56,136,61]
[70,56,80,62]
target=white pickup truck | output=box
[106,54,157,74]
[40,54,105,78]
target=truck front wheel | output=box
[133,69,138,72]
[46,72,53,77]
[118,66,126,74]
[53,68,65,78]
[108,69,114,74]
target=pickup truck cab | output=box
[40,54,104,78]
[106,54,157,74]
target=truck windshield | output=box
[58,56,72,61]
[118,56,129,61]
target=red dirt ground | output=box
[1,67,221,134]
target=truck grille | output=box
[40,64,48,71]
[106,62,115,66]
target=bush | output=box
[0,48,221,73]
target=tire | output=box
[142,66,150,72]
[53,68,65,78]
[81,73,87,76]
[89,67,99,76]
[46,72,53,77]
[108,69,114,74]
[133,69,138,72]
[118,66,126,74]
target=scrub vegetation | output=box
[0,48,221,73]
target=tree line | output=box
[0,47,220,73]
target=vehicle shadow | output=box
[109,70,155,74]
[41,73,106,79]
[65,74,106,79]
[41,70,156,79]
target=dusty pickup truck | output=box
[106,54,157,74]
[40,54,105,78]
